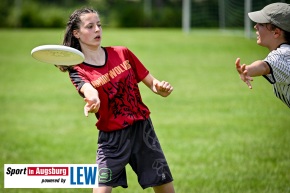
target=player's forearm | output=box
[246,60,271,77]
[81,83,99,101]
[142,74,158,93]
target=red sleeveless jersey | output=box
[69,46,150,132]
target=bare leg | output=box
[153,182,175,193]
[93,186,113,193]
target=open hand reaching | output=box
[235,58,253,89]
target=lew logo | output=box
[70,166,98,185]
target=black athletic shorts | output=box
[96,117,173,189]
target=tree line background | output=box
[2,0,183,28]
[0,0,289,28]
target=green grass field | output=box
[0,28,289,193]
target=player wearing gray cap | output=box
[235,2,290,108]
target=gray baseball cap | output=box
[248,2,290,32]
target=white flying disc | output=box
[31,45,84,66]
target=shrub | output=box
[6,1,67,28]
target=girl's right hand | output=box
[84,97,100,117]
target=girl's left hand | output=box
[154,81,174,97]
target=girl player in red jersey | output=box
[56,8,175,193]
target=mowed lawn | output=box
[0,28,289,193]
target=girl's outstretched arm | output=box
[80,83,101,116]
[142,73,173,97]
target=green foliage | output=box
[92,0,182,28]
[151,6,181,27]
[6,1,68,28]
[0,28,289,193]
[0,0,11,27]
[20,2,42,27]
[2,0,290,28]
[192,0,219,27]
[112,1,145,28]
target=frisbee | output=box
[31,45,84,66]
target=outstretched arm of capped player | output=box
[235,58,271,89]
